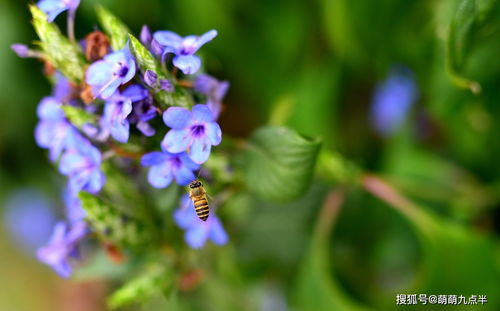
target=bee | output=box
[188,180,209,221]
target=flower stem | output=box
[67,9,76,42]
[361,174,417,219]
[315,189,345,239]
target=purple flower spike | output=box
[141,151,200,188]
[153,29,217,74]
[370,66,418,136]
[161,104,222,164]
[174,195,228,249]
[104,84,148,143]
[86,47,136,99]
[59,137,105,194]
[37,220,88,278]
[37,0,80,22]
[194,74,229,119]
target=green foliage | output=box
[241,126,321,203]
[61,105,95,128]
[79,192,153,249]
[108,264,171,309]
[446,0,498,93]
[96,5,130,51]
[293,192,373,311]
[30,5,85,83]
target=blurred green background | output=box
[1,0,500,310]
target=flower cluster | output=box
[13,0,229,277]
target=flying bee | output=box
[188,180,209,221]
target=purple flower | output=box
[3,189,57,254]
[159,79,174,92]
[103,84,148,143]
[59,136,105,194]
[86,47,136,99]
[140,25,152,46]
[141,151,200,188]
[143,70,174,93]
[174,195,228,249]
[34,97,79,161]
[370,66,418,136]
[37,0,80,22]
[194,74,229,119]
[144,70,158,87]
[162,104,222,164]
[11,44,30,58]
[128,95,157,137]
[63,187,85,223]
[37,220,88,277]
[153,29,217,74]
[53,72,73,102]
[82,118,110,142]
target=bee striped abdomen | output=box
[194,197,209,221]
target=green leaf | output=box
[242,126,321,203]
[128,34,181,108]
[78,192,154,249]
[293,192,373,311]
[446,0,481,93]
[61,105,95,128]
[316,149,361,185]
[30,5,85,83]
[108,264,171,309]
[96,6,130,51]
[445,0,498,94]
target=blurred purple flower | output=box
[161,104,222,164]
[86,47,136,99]
[194,74,229,119]
[59,136,105,194]
[370,66,418,136]
[37,220,88,278]
[140,25,152,46]
[53,72,73,102]
[103,84,148,143]
[3,189,57,254]
[174,195,228,249]
[10,44,30,58]
[153,29,217,74]
[34,97,79,162]
[82,118,110,142]
[37,0,80,22]
[63,187,85,223]
[141,151,200,187]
